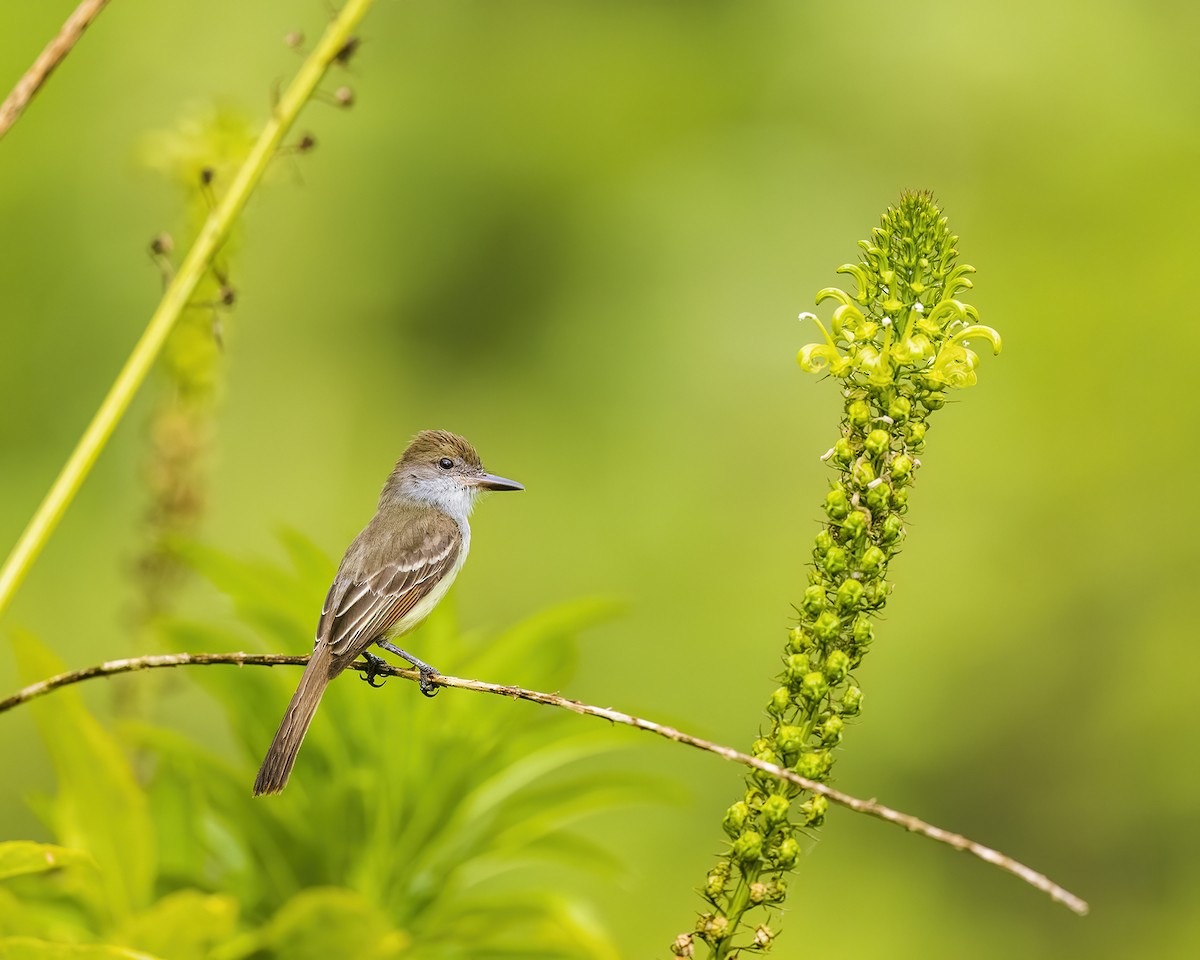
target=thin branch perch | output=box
[0,0,111,142]
[0,650,1088,916]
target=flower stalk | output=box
[0,0,375,623]
[677,192,1001,957]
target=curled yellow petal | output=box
[928,341,980,388]
[949,324,1002,355]
[835,264,871,303]
[798,342,846,374]
[815,287,856,309]
[831,302,868,341]
[892,333,934,366]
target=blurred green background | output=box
[2,0,1198,956]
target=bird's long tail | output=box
[253,643,335,796]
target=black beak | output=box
[475,472,524,492]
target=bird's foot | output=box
[359,651,388,688]
[376,640,441,698]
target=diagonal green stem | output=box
[0,0,374,621]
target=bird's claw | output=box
[360,652,388,688]
[418,667,440,698]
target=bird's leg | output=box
[359,651,388,688]
[376,640,441,697]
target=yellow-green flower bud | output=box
[836,578,864,610]
[923,390,946,410]
[864,578,890,606]
[774,726,805,759]
[767,686,792,716]
[852,614,874,646]
[800,671,828,702]
[860,545,887,577]
[890,453,914,483]
[879,513,905,544]
[865,429,890,457]
[814,529,834,554]
[700,914,729,941]
[847,399,870,429]
[794,750,829,778]
[787,625,813,652]
[823,545,848,576]
[852,458,876,487]
[784,653,810,687]
[723,800,750,838]
[819,714,844,745]
[761,793,790,828]
[825,488,850,521]
[840,685,864,716]
[801,584,826,618]
[733,829,763,864]
[865,482,891,514]
[842,510,867,539]
[833,437,854,465]
[775,836,800,869]
[813,610,841,643]
[801,794,829,825]
[905,420,926,446]
[888,396,912,421]
[825,649,850,683]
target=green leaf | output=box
[10,633,154,921]
[0,938,162,960]
[262,887,409,960]
[115,890,238,960]
[0,844,93,883]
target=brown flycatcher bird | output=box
[253,430,523,796]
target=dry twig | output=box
[0,649,1089,916]
[0,0,112,141]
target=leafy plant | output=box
[5,533,659,959]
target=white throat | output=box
[402,476,479,528]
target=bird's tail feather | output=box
[253,644,334,796]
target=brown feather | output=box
[320,503,462,666]
[253,503,462,795]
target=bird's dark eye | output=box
[438,458,454,470]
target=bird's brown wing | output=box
[316,507,462,670]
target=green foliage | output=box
[0,845,94,884]
[0,939,161,959]
[4,534,658,958]
[680,194,1001,958]
[11,638,155,924]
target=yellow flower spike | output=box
[694,194,1008,957]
